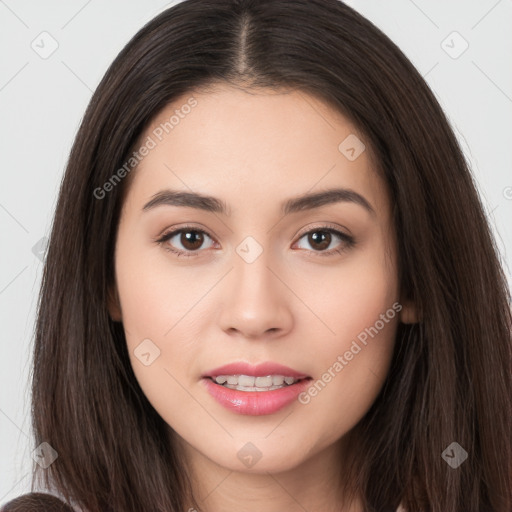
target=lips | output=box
[201,361,312,415]
[202,361,310,379]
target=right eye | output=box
[156,226,217,257]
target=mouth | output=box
[206,374,311,392]
[201,362,313,415]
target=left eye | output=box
[294,228,353,254]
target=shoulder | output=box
[1,493,75,512]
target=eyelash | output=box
[155,223,356,259]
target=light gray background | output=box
[1,0,511,503]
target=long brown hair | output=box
[27,1,512,510]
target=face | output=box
[110,84,415,480]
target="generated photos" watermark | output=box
[93,96,198,200]
[298,302,402,405]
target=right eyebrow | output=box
[143,189,228,214]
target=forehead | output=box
[125,85,388,217]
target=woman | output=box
[3,0,511,510]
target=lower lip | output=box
[202,377,312,416]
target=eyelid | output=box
[155,222,355,258]
[294,221,352,239]
[292,223,355,257]
[155,223,214,242]
[154,223,218,257]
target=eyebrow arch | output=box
[142,187,375,216]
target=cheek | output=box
[297,232,398,350]
[114,238,224,417]
[114,237,212,341]
[294,239,399,428]
[114,250,209,429]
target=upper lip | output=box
[202,362,310,379]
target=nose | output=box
[217,248,294,340]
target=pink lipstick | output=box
[201,362,312,416]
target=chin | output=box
[205,439,312,475]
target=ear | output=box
[107,284,123,322]
[399,298,419,324]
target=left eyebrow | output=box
[282,188,375,216]
[142,187,375,216]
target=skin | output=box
[109,84,417,512]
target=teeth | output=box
[213,374,301,388]
[272,375,284,386]
[255,376,273,387]
[224,384,287,391]
[238,375,255,387]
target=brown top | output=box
[0,493,74,512]
[1,492,407,511]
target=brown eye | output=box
[179,230,205,251]
[295,227,355,256]
[307,231,332,251]
[157,227,215,257]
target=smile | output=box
[211,374,305,391]
[202,376,313,415]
